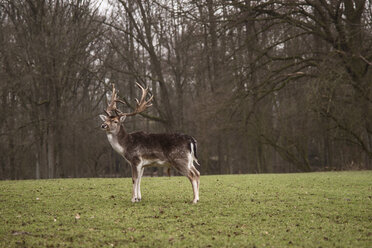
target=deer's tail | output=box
[190,137,200,166]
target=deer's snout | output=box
[101,123,108,129]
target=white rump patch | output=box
[190,143,199,165]
[187,152,193,169]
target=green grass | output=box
[0,172,371,247]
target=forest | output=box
[0,0,371,179]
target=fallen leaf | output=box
[12,231,31,236]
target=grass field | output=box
[0,171,371,247]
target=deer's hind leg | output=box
[188,164,200,203]
[137,166,144,201]
[173,158,200,204]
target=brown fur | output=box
[100,115,200,203]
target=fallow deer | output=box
[99,84,200,203]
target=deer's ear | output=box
[99,115,108,122]
[119,115,126,123]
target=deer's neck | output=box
[107,125,127,155]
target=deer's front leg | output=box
[131,164,139,203]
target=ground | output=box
[0,171,371,247]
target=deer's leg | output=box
[188,165,200,203]
[196,168,200,198]
[187,154,200,203]
[131,164,139,203]
[173,159,200,203]
[137,166,144,201]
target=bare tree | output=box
[0,0,107,179]
[1,0,371,179]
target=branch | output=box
[321,112,372,158]
[120,96,167,123]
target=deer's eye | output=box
[113,120,118,124]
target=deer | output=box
[99,83,200,203]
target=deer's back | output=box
[123,132,194,162]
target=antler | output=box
[104,83,153,117]
[120,83,153,116]
[104,84,119,116]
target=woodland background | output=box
[0,0,371,179]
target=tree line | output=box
[0,0,371,179]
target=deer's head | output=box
[100,83,153,134]
[100,115,126,134]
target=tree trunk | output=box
[35,153,40,179]
[47,126,55,179]
[41,134,48,179]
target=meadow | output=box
[0,171,371,247]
